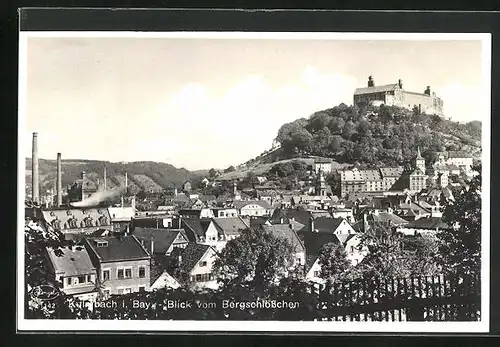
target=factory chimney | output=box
[56,152,62,206]
[125,172,128,194]
[103,165,107,191]
[32,132,39,204]
[81,171,87,202]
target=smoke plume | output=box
[70,185,126,208]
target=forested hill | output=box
[24,159,206,196]
[272,103,482,167]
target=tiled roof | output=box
[270,208,313,228]
[404,217,452,230]
[262,224,305,252]
[363,170,382,181]
[179,243,213,274]
[132,228,187,254]
[42,208,112,231]
[448,151,473,159]
[84,235,150,262]
[341,169,365,181]
[233,200,272,210]
[312,217,346,233]
[212,217,249,236]
[354,84,399,95]
[379,167,404,178]
[181,219,213,242]
[314,158,332,164]
[46,246,96,276]
[368,212,408,226]
[302,232,340,271]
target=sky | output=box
[23,34,489,170]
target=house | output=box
[446,151,474,175]
[83,235,151,296]
[330,207,354,223]
[176,243,219,290]
[262,224,306,272]
[397,216,452,236]
[210,207,238,218]
[181,218,219,248]
[132,227,189,256]
[303,230,367,284]
[132,215,175,229]
[108,206,135,232]
[201,178,210,187]
[179,208,215,219]
[182,180,192,193]
[212,216,249,242]
[45,245,99,302]
[313,158,333,173]
[233,200,272,217]
[310,217,356,235]
[150,268,181,291]
[41,207,113,240]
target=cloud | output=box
[151,66,357,169]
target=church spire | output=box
[416,146,423,159]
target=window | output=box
[196,274,202,282]
[103,289,110,297]
[314,271,321,277]
[117,288,124,295]
[66,277,72,286]
[138,267,145,278]
[125,268,132,279]
[78,276,86,284]
[124,288,132,294]
[138,286,145,292]
[199,261,207,267]
[117,269,124,279]
[87,275,92,283]
[102,270,110,281]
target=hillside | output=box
[24,159,205,196]
[220,103,482,179]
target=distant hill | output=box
[24,159,206,196]
[221,104,482,179]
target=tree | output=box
[213,226,295,293]
[224,165,236,173]
[208,168,217,178]
[317,242,350,283]
[438,164,481,277]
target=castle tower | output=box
[367,75,375,87]
[414,147,426,173]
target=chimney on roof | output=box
[32,132,39,204]
[424,86,431,95]
[56,152,62,207]
[367,75,375,87]
[398,79,403,89]
[150,236,154,255]
[309,217,316,233]
[125,172,128,193]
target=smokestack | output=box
[81,171,87,202]
[150,236,154,255]
[56,153,62,207]
[125,172,128,193]
[131,195,136,212]
[174,188,178,196]
[103,166,107,191]
[32,132,39,204]
[309,217,315,233]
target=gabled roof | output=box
[262,224,305,253]
[302,231,340,271]
[46,246,96,276]
[354,83,399,95]
[379,167,404,178]
[132,228,188,254]
[270,208,313,228]
[403,217,452,230]
[233,200,272,210]
[178,243,214,274]
[84,235,150,263]
[42,207,112,231]
[181,219,214,242]
[368,212,408,226]
[313,217,347,233]
[448,151,473,159]
[212,217,249,237]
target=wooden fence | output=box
[313,274,481,321]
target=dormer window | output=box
[66,210,72,216]
[82,210,87,215]
[95,240,108,247]
[50,211,55,217]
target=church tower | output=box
[414,147,426,173]
[315,170,327,197]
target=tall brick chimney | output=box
[56,152,62,206]
[32,132,39,204]
[81,171,87,201]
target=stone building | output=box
[354,76,444,116]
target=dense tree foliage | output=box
[275,104,481,167]
[317,242,351,283]
[213,226,296,293]
[438,164,482,277]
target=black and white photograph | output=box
[17,29,490,333]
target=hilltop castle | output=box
[353,76,444,117]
